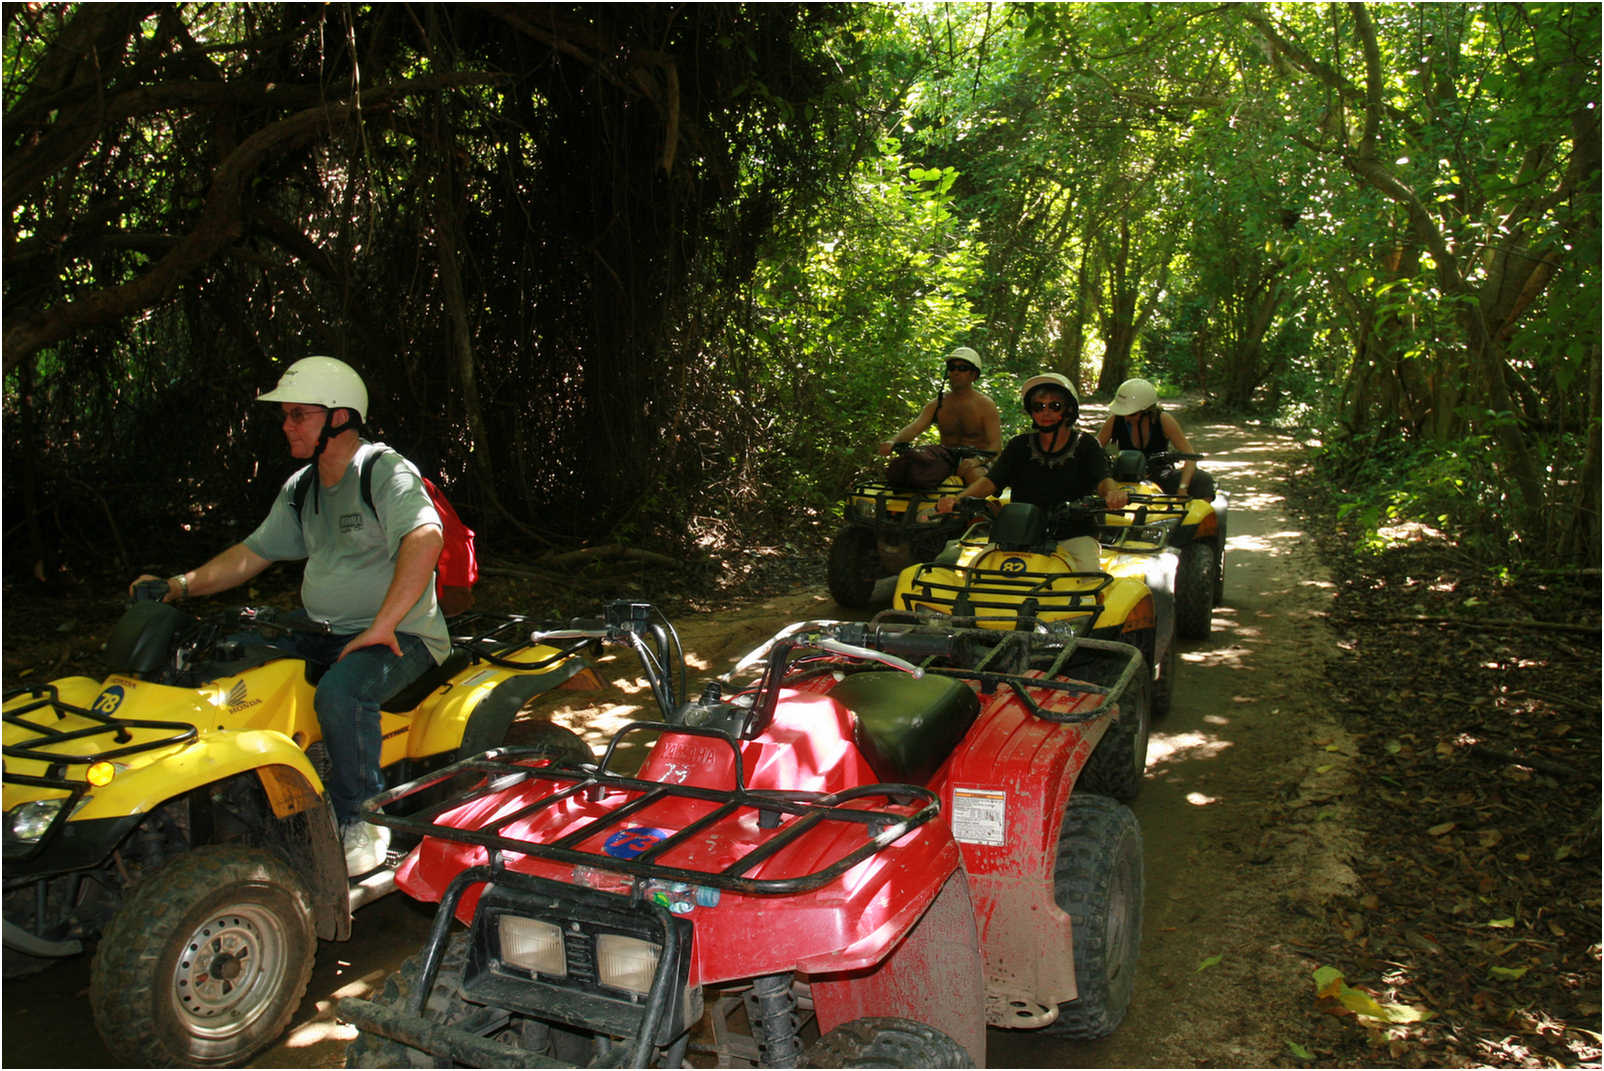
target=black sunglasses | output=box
[1029,399,1067,413]
[946,362,977,374]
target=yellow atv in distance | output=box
[889,497,1161,799]
[1098,448,1229,642]
[827,443,994,608]
[2,585,600,1067]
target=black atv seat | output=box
[301,647,474,712]
[830,671,980,785]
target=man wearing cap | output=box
[128,356,448,876]
[875,346,1002,484]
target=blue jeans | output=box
[274,630,435,827]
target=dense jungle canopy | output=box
[3,2,1599,582]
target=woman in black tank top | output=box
[1097,378,1215,501]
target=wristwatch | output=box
[172,573,189,601]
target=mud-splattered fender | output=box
[810,870,987,1065]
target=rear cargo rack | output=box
[3,684,198,791]
[852,615,1143,726]
[366,722,940,897]
[1097,494,1190,548]
[844,480,966,534]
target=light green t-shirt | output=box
[245,441,451,664]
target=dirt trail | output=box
[990,413,1351,1068]
[2,412,1348,1069]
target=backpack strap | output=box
[290,449,386,529]
[290,464,315,516]
[357,448,386,516]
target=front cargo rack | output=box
[895,560,1116,625]
[1096,494,1191,549]
[3,683,198,792]
[364,722,940,897]
[843,479,966,534]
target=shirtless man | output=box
[875,346,1002,484]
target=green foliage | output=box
[1320,423,1540,561]
[1,1,1597,579]
[720,140,986,507]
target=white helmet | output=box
[1020,372,1079,422]
[946,346,982,374]
[1110,377,1159,416]
[258,356,369,421]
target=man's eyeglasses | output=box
[1029,399,1067,413]
[283,406,327,425]
[946,362,977,374]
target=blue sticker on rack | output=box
[999,556,1027,575]
[603,826,669,859]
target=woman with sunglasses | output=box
[1096,377,1215,500]
[875,346,1001,484]
[936,372,1127,571]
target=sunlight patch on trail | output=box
[1222,490,1287,510]
[1181,644,1252,668]
[284,969,390,1048]
[1147,729,1233,767]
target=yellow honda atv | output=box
[2,587,600,1067]
[889,497,1163,787]
[1098,448,1229,642]
[827,443,994,607]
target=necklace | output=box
[1029,428,1078,469]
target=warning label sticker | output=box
[951,787,1007,846]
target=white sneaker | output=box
[343,820,391,876]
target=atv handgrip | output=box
[528,620,606,642]
[862,628,959,664]
[816,638,923,678]
[131,578,171,603]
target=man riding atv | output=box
[874,346,1001,486]
[937,372,1129,572]
[130,355,445,876]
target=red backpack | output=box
[291,449,478,615]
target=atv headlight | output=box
[498,916,567,977]
[596,934,662,996]
[8,798,67,842]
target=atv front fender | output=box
[8,731,349,942]
[810,870,987,1066]
[66,728,325,823]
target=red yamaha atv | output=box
[1099,449,1229,641]
[338,600,1145,1067]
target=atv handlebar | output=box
[236,605,332,635]
[131,578,172,603]
[530,601,686,716]
[128,576,332,636]
[942,495,993,520]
